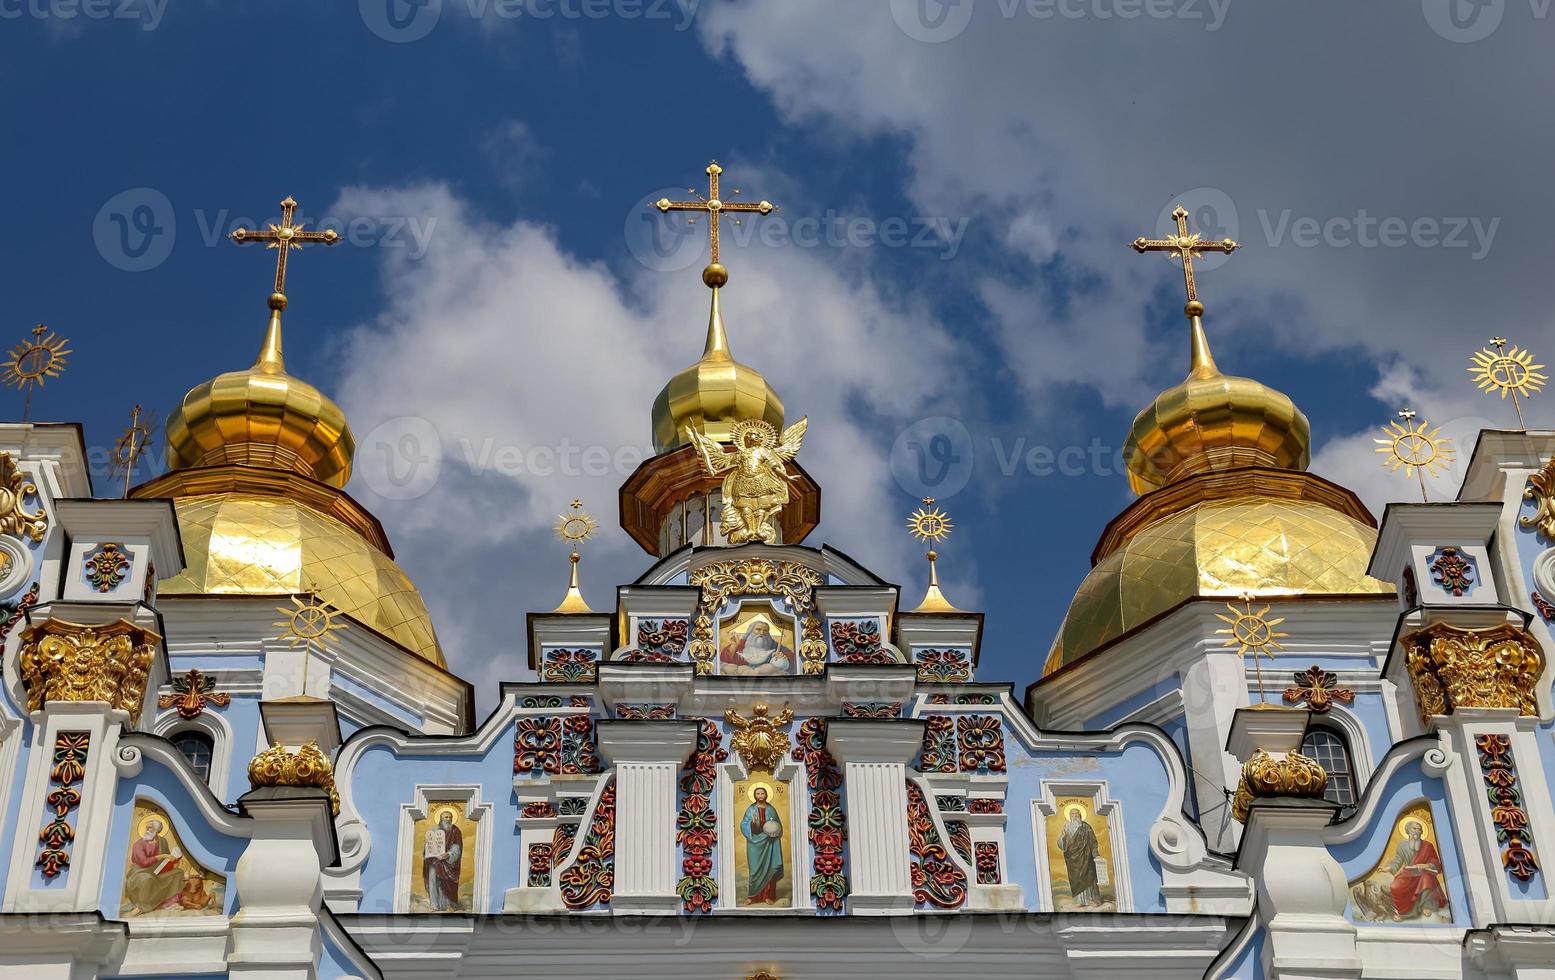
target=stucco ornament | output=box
[1523,453,1555,541]
[725,703,794,773]
[247,740,340,814]
[0,451,47,542]
[1403,622,1544,724]
[687,558,827,674]
[1231,749,1328,823]
[18,618,158,723]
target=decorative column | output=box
[594,719,697,914]
[826,717,925,915]
[5,617,159,913]
[1398,619,1554,925]
[228,698,343,980]
[1227,706,1360,980]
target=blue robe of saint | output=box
[741,798,784,903]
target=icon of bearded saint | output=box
[686,418,807,545]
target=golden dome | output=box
[1123,317,1310,495]
[651,267,784,453]
[1046,470,1392,671]
[165,297,355,487]
[1045,312,1389,676]
[142,285,443,666]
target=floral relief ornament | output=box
[1282,665,1356,713]
[83,543,132,592]
[158,667,232,720]
[0,451,47,542]
[247,740,340,814]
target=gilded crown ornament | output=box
[0,451,47,542]
[1215,595,1288,703]
[1375,409,1456,502]
[552,499,598,613]
[1231,749,1328,823]
[18,618,160,724]
[108,404,158,498]
[725,703,795,773]
[3,324,71,422]
[1469,337,1544,431]
[247,739,340,814]
[907,497,962,613]
[687,417,808,545]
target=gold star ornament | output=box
[3,324,71,421]
[1375,409,1456,502]
[1216,595,1289,703]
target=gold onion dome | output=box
[650,264,785,453]
[165,294,355,487]
[1045,308,1389,676]
[143,288,444,666]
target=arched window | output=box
[170,730,215,783]
[1302,726,1356,808]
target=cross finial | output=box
[1131,205,1240,318]
[652,161,778,286]
[230,196,341,310]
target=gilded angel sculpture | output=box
[685,418,808,545]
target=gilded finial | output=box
[552,499,599,613]
[230,196,341,371]
[651,160,779,287]
[907,497,961,613]
[109,404,158,498]
[1469,337,1544,431]
[1375,409,1456,503]
[1215,594,1289,704]
[1131,205,1240,378]
[3,324,71,422]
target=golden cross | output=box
[1131,206,1240,315]
[230,196,340,298]
[654,161,777,268]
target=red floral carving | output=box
[906,781,966,909]
[1282,666,1355,713]
[793,718,847,910]
[1476,733,1540,883]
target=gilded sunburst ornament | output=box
[3,324,71,421]
[1375,409,1456,502]
[1469,337,1544,430]
[1216,595,1289,703]
[554,499,599,547]
[907,497,954,543]
[274,592,346,693]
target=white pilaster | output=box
[227,788,337,980]
[594,720,697,914]
[826,718,924,915]
[1237,801,1360,980]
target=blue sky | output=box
[5,1,1550,700]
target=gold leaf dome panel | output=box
[158,493,444,666]
[1047,470,1392,673]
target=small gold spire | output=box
[907,497,962,613]
[652,160,778,276]
[553,499,599,614]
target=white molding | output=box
[392,784,493,914]
[1032,779,1134,913]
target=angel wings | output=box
[683,418,808,545]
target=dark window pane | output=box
[171,731,215,783]
[1301,728,1355,806]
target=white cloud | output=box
[329,181,974,702]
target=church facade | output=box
[2,180,1554,979]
